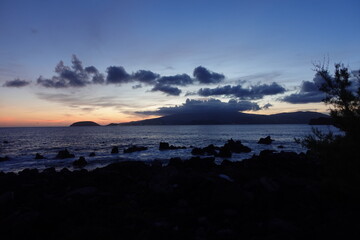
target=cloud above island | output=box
[198,82,286,100]
[137,98,261,116]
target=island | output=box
[70,121,100,127]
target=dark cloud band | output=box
[3,79,31,88]
[282,73,326,104]
[193,66,225,84]
[198,82,286,100]
[137,98,261,116]
[37,55,104,88]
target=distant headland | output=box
[108,111,331,126]
[70,121,100,127]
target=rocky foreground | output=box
[0,151,359,240]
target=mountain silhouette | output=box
[110,111,330,126]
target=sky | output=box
[0,0,359,127]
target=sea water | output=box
[0,124,341,172]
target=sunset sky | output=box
[0,0,359,127]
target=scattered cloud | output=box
[36,93,129,109]
[132,84,142,89]
[37,55,104,88]
[137,98,261,116]
[198,82,286,100]
[151,84,181,96]
[157,74,193,86]
[184,91,197,96]
[262,103,273,109]
[19,55,300,103]
[239,72,282,82]
[132,70,159,85]
[106,66,131,84]
[282,73,326,104]
[3,78,31,88]
[193,66,225,84]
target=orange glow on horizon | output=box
[0,115,162,127]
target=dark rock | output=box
[258,136,274,144]
[67,186,98,196]
[0,191,14,205]
[218,174,234,182]
[159,142,170,150]
[42,167,56,174]
[111,146,119,154]
[191,147,205,155]
[124,146,148,153]
[89,152,96,157]
[18,168,39,176]
[0,156,9,162]
[259,149,277,157]
[217,146,232,158]
[184,157,215,169]
[159,142,186,150]
[259,177,279,192]
[203,144,218,155]
[35,153,45,159]
[278,145,285,149]
[73,156,87,168]
[191,144,218,156]
[220,159,234,167]
[60,167,71,174]
[192,140,250,157]
[168,157,183,167]
[56,149,75,159]
[224,138,251,153]
[268,218,299,234]
[3,140,9,144]
[151,160,162,168]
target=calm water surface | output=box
[0,125,341,172]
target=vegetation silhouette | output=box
[297,62,360,188]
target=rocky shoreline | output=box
[1,149,359,239]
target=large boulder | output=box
[191,144,218,156]
[159,142,186,150]
[111,146,119,154]
[159,142,170,150]
[184,157,216,169]
[73,156,88,168]
[124,146,148,153]
[217,146,232,158]
[55,149,75,159]
[258,136,274,144]
[167,157,183,167]
[0,156,9,162]
[224,139,251,153]
[35,153,45,159]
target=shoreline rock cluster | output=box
[1,136,281,166]
[191,139,251,158]
[0,150,358,239]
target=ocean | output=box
[0,124,341,172]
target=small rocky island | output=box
[70,121,100,127]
